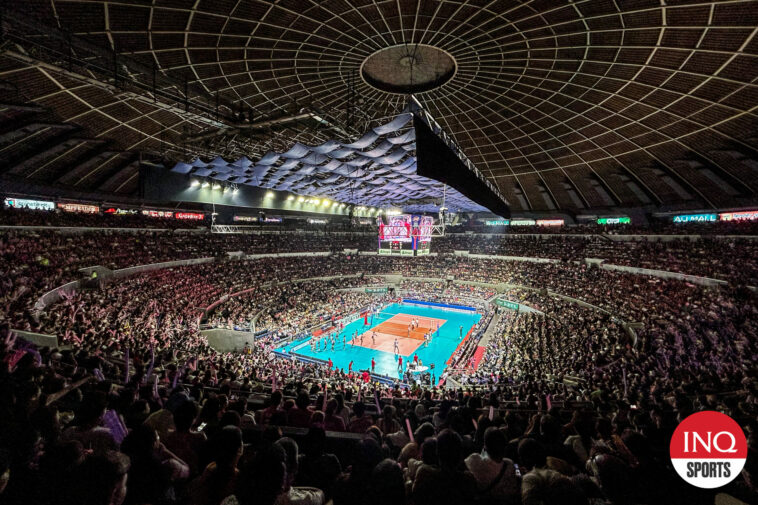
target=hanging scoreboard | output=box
[377,214,433,256]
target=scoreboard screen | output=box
[378,240,414,256]
[377,214,433,256]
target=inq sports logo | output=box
[670,411,747,489]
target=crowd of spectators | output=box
[1,221,757,505]
[252,283,382,339]
[0,206,200,229]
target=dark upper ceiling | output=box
[1,0,757,213]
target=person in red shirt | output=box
[371,358,376,372]
[398,356,403,371]
[328,358,333,369]
[348,360,353,373]
[413,354,419,364]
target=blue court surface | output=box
[276,301,481,379]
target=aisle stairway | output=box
[470,311,503,370]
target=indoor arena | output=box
[1,1,757,505]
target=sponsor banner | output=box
[175,212,204,220]
[263,217,283,223]
[597,217,630,224]
[104,207,138,215]
[402,299,477,312]
[673,213,717,223]
[142,210,173,218]
[670,411,747,489]
[485,219,510,226]
[719,210,758,221]
[4,198,55,211]
[510,219,536,226]
[58,202,99,214]
[537,219,564,226]
[494,299,520,311]
[233,215,258,222]
[365,287,388,294]
[307,218,328,224]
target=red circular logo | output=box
[670,411,747,489]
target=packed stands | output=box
[0,222,756,504]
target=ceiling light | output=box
[297,196,305,202]
[265,191,274,198]
[287,195,294,201]
[201,181,210,188]
[191,180,200,187]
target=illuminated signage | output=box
[58,203,99,214]
[141,210,173,218]
[673,214,717,223]
[485,219,510,226]
[4,198,54,211]
[104,207,137,215]
[175,212,204,220]
[233,215,258,222]
[495,299,520,311]
[417,216,433,241]
[537,219,564,226]
[382,214,412,242]
[719,211,758,221]
[263,217,283,223]
[358,219,372,225]
[307,218,328,224]
[510,219,536,226]
[597,217,631,225]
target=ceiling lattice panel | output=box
[1,0,758,211]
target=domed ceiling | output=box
[1,0,757,213]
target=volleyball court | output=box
[357,312,447,355]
